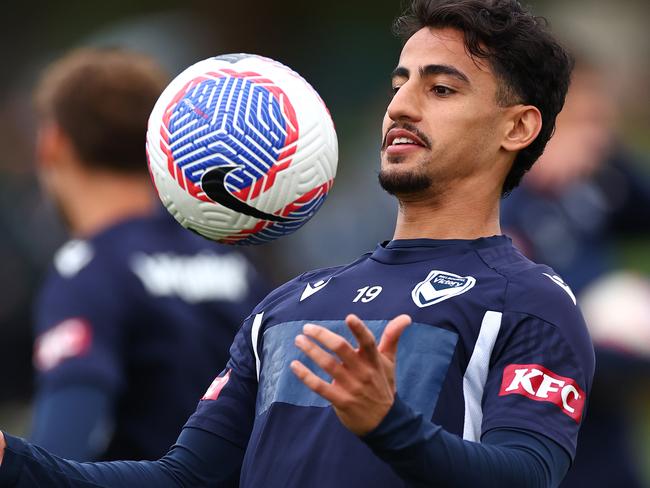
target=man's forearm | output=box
[362,396,570,488]
[0,427,243,487]
[30,385,112,461]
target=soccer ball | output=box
[146,53,338,244]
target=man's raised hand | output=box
[290,314,411,435]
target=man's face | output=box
[379,27,509,200]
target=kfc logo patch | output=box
[33,318,92,372]
[202,370,231,400]
[499,364,585,422]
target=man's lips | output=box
[382,128,429,157]
[382,128,428,150]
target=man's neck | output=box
[391,179,502,241]
[62,171,156,238]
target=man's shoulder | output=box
[50,239,97,281]
[49,216,157,282]
[505,265,583,330]
[47,228,136,285]
[39,219,158,308]
[35,239,127,341]
[253,266,345,313]
[476,240,581,324]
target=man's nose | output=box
[386,82,422,123]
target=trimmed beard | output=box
[378,166,432,196]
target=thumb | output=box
[377,314,411,362]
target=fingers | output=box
[290,360,345,404]
[292,317,403,437]
[300,315,410,368]
[295,333,346,381]
[377,314,412,362]
[302,323,359,366]
[345,314,380,364]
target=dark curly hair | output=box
[394,0,573,195]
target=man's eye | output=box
[432,85,454,96]
[391,85,402,94]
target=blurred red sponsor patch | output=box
[202,369,232,401]
[34,318,92,371]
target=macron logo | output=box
[300,279,330,302]
[543,273,577,305]
[499,364,585,422]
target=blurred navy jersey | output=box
[32,209,269,460]
[187,236,594,487]
[501,148,650,293]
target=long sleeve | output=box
[362,395,570,488]
[30,386,113,461]
[0,426,243,487]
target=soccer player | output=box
[26,48,269,461]
[0,1,594,486]
[501,59,650,294]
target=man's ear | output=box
[36,122,74,171]
[501,105,542,153]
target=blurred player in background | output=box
[502,59,650,487]
[0,1,594,486]
[501,59,650,294]
[28,48,269,461]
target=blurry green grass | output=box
[618,239,650,275]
